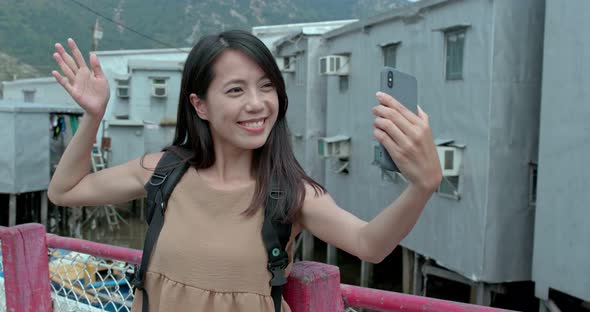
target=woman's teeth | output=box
[242,120,264,127]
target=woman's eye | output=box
[262,82,274,89]
[227,87,243,94]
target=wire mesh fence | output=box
[48,248,136,312]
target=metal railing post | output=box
[0,223,52,311]
[285,261,345,312]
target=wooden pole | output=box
[40,191,48,228]
[302,230,314,260]
[327,244,338,265]
[412,252,424,295]
[361,260,374,288]
[470,283,492,306]
[402,247,414,293]
[9,194,17,226]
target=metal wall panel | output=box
[108,122,145,168]
[278,36,327,185]
[533,0,590,302]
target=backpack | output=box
[130,149,292,312]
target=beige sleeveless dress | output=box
[131,168,300,312]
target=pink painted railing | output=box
[340,284,506,312]
[0,223,512,312]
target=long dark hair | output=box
[165,29,325,222]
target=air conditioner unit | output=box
[319,55,349,76]
[151,78,168,98]
[116,85,130,98]
[436,146,462,176]
[276,56,295,73]
[115,76,130,99]
[318,135,351,158]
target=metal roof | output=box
[322,0,457,40]
[108,119,144,127]
[321,135,351,143]
[94,47,191,56]
[252,20,358,36]
[0,100,83,114]
[272,20,359,52]
[128,60,184,71]
[1,77,56,86]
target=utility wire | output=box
[67,0,188,52]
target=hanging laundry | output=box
[51,114,58,127]
[70,115,79,135]
[52,116,66,140]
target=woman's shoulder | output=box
[302,180,328,203]
[138,147,196,185]
[136,152,165,184]
[142,152,165,168]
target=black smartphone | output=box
[375,67,418,172]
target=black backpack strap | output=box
[131,151,189,312]
[262,179,292,312]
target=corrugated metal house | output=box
[1,77,77,107]
[0,100,82,226]
[93,48,189,119]
[265,20,356,261]
[533,0,590,305]
[94,48,189,147]
[0,48,190,158]
[318,0,544,291]
[107,59,183,166]
[0,100,82,193]
[271,21,357,185]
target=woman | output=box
[48,30,442,311]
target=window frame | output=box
[295,54,305,86]
[444,27,467,81]
[529,162,538,206]
[23,89,36,103]
[338,76,349,93]
[381,42,399,68]
[437,175,461,200]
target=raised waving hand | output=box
[52,38,110,117]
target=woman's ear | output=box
[189,93,208,120]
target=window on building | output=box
[295,55,305,86]
[283,56,296,72]
[445,29,466,80]
[529,163,538,206]
[382,43,398,68]
[23,90,35,103]
[339,76,349,92]
[151,78,168,98]
[116,79,130,98]
[437,176,460,200]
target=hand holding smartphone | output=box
[375,67,418,172]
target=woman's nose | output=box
[245,91,265,112]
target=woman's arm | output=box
[300,184,433,263]
[48,146,163,207]
[47,38,161,207]
[300,92,442,263]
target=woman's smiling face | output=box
[191,49,279,152]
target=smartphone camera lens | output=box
[387,71,393,88]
